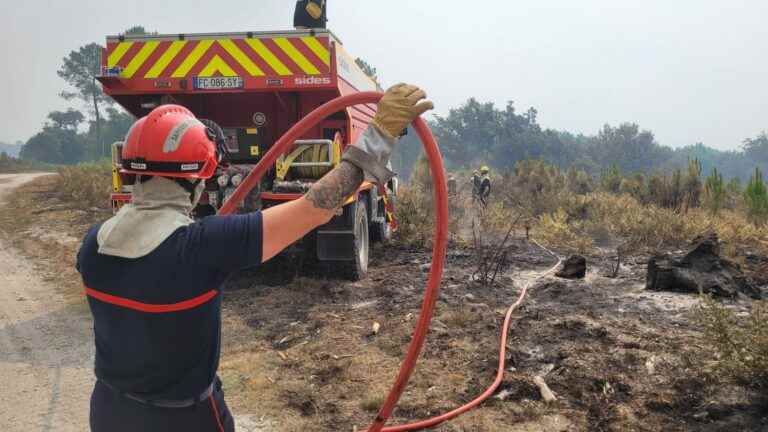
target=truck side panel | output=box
[333,42,378,144]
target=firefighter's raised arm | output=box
[260,83,433,262]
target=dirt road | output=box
[0,173,94,432]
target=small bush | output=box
[58,160,112,208]
[394,184,434,247]
[535,208,593,254]
[502,160,572,218]
[696,297,768,388]
[600,164,622,194]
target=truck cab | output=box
[99,29,396,279]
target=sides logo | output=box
[294,76,331,86]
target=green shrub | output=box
[504,160,569,218]
[696,297,768,388]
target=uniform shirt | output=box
[76,212,263,400]
[480,176,491,197]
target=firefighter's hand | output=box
[342,84,433,185]
[373,83,434,139]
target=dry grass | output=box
[0,175,109,301]
[535,208,594,254]
[395,184,435,248]
[524,191,768,257]
[0,154,53,173]
[58,160,112,209]
[439,307,476,328]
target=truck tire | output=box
[341,199,369,280]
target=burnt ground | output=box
[2,175,768,431]
[216,240,767,432]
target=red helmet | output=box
[121,105,217,179]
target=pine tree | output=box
[703,168,726,215]
[744,167,768,225]
[683,158,702,209]
[600,164,622,194]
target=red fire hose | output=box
[218,92,557,431]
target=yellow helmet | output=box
[480,166,490,174]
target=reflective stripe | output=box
[84,287,218,313]
[108,42,133,68]
[198,55,238,77]
[273,37,319,75]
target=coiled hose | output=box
[218,92,559,431]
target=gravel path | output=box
[0,173,94,432]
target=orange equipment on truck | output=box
[98,28,395,280]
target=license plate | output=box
[193,76,244,90]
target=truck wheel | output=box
[342,199,369,280]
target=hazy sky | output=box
[1,0,766,150]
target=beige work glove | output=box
[342,83,434,185]
[372,83,435,139]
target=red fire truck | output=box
[98,28,395,280]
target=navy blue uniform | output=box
[77,212,263,432]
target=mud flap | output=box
[316,201,356,261]
[316,230,355,260]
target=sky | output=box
[1,0,766,150]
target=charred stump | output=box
[556,255,587,279]
[646,233,762,299]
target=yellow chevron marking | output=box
[145,41,187,78]
[273,38,319,75]
[301,37,330,66]
[198,55,237,77]
[243,38,292,76]
[107,42,133,68]
[121,41,159,78]
[217,39,264,76]
[172,40,214,78]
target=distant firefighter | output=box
[478,166,491,207]
[471,170,481,202]
[447,174,457,196]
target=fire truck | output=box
[98,28,395,280]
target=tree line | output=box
[393,98,768,184]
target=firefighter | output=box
[447,174,457,196]
[470,170,481,202]
[294,0,327,29]
[77,84,433,432]
[478,165,491,206]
